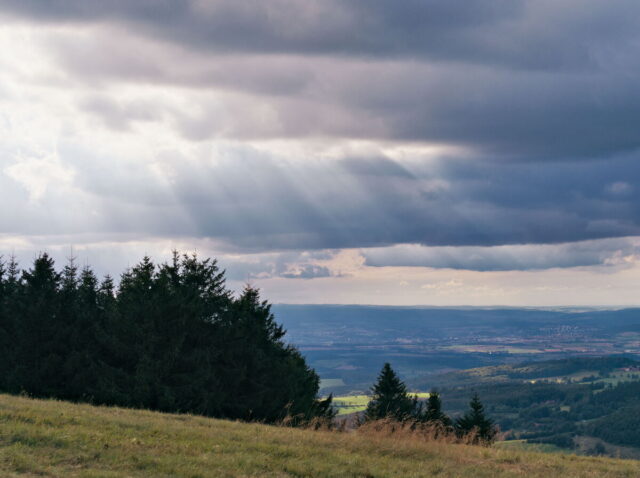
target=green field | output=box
[1,394,640,477]
[333,393,430,416]
[593,371,640,386]
[332,395,371,415]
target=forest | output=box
[428,358,640,452]
[0,252,331,423]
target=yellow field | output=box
[332,393,430,416]
[332,394,371,415]
[1,394,639,477]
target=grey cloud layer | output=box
[4,147,640,251]
[2,0,634,68]
[3,0,640,274]
[362,239,640,271]
[146,153,640,249]
[4,0,640,157]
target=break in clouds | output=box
[2,0,640,303]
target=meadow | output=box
[1,394,640,477]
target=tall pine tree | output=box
[455,393,497,444]
[419,390,451,427]
[364,363,416,421]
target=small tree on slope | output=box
[420,390,452,427]
[364,363,416,421]
[455,393,497,444]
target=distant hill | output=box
[273,305,640,342]
[272,305,640,394]
[421,356,639,388]
[1,394,640,477]
[413,356,640,458]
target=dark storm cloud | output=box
[362,239,640,271]
[4,0,640,157]
[0,1,526,61]
[4,143,640,270]
[38,145,638,253]
[144,152,640,249]
[3,0,636,70]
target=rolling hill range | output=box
[422,357,640,458]
[272,305,640,393]
[1,394,640,477]
[330,356,640,458]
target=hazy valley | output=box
[276,305,640,457]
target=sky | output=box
[2,1,640,306]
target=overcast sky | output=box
[2,1,640,306]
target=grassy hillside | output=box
[1,394,639,477]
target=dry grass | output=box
[0,393,639,477]
[351,418,480,445]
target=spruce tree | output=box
[420,390,452,427]
[455,393,497,444]
[0,257,8,390]
[64,266,101,400]
[0,255,20,392]
[364,363,416,421]
[218,285,321,422]
[14,253,62,397]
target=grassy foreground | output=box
[1,394,639,477]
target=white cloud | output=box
[5,153,74,202]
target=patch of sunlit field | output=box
[333,393,430,416]
[1,394,639,477]
[332,394,371,415]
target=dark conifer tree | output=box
[0,257,8,390]
[63,266,101,400]
[364,362,416,421]
[420,390,452,427]
[0,256,20,391]
[14,253,61,396]
[455,393,497,444]
[91,274,132,406]
[152,252,229,414]
[217,285,321,422]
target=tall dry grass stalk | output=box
[280,414,493,448]
[354,418,487,446]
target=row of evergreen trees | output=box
[0,252,332,423]
[364,363,496,443]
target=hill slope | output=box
[1,394,639,477]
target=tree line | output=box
[0,252,332,424]
[363,363,496,443]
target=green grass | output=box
[495,440,568,454]
[1,394,640,477]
